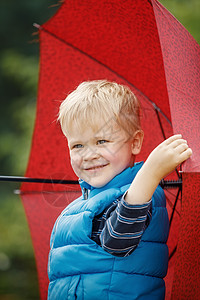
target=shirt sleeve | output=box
[99,195,152,257]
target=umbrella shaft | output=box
[0,176,182,188]
[0,176,79,185]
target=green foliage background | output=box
[0,0,199,299]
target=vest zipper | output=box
[83,187,88,200]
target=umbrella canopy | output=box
[20,0,200,299]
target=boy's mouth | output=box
[84,163,109,171]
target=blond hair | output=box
[58,80,141,137]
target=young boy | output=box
[48,80,192,299]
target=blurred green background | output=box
[0,0,199,299]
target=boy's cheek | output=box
[70,161,82,179]
[103,142,125,157]
[70,156,81,171]
[100,144,117,157]
[70,151,81,162]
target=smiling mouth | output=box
[84,164,109,171]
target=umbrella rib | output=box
[169,245,177,261]
[153,104,180,179]
[33,23,171,126]
[154,106,166,139]
[169,186,182,228]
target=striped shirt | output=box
[91,195,152,257]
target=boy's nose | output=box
[83,146,100,161]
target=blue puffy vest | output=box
[48,163,169,299]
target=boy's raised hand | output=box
[125,134,192,205]
[144,134,192,183]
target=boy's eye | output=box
[73,144,84,149]
[97,140,108,145]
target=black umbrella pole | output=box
[0,175,79,185]
[0,175,182,189]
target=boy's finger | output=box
[165,134,182,145]
[170,138,188,149]
[179,147,193,162]
[175,142,189,154]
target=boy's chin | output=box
[84,176,111,188]
[86,180,108,188]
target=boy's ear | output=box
[131,130,144,155]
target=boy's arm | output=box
[125,134,192,205]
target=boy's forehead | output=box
[67,116,131,140]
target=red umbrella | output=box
[19,0,200,299]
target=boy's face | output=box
[67,118,139,188]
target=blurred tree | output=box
[0,0,60,176]
[0,1,59,299]
[160,0,200,44]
